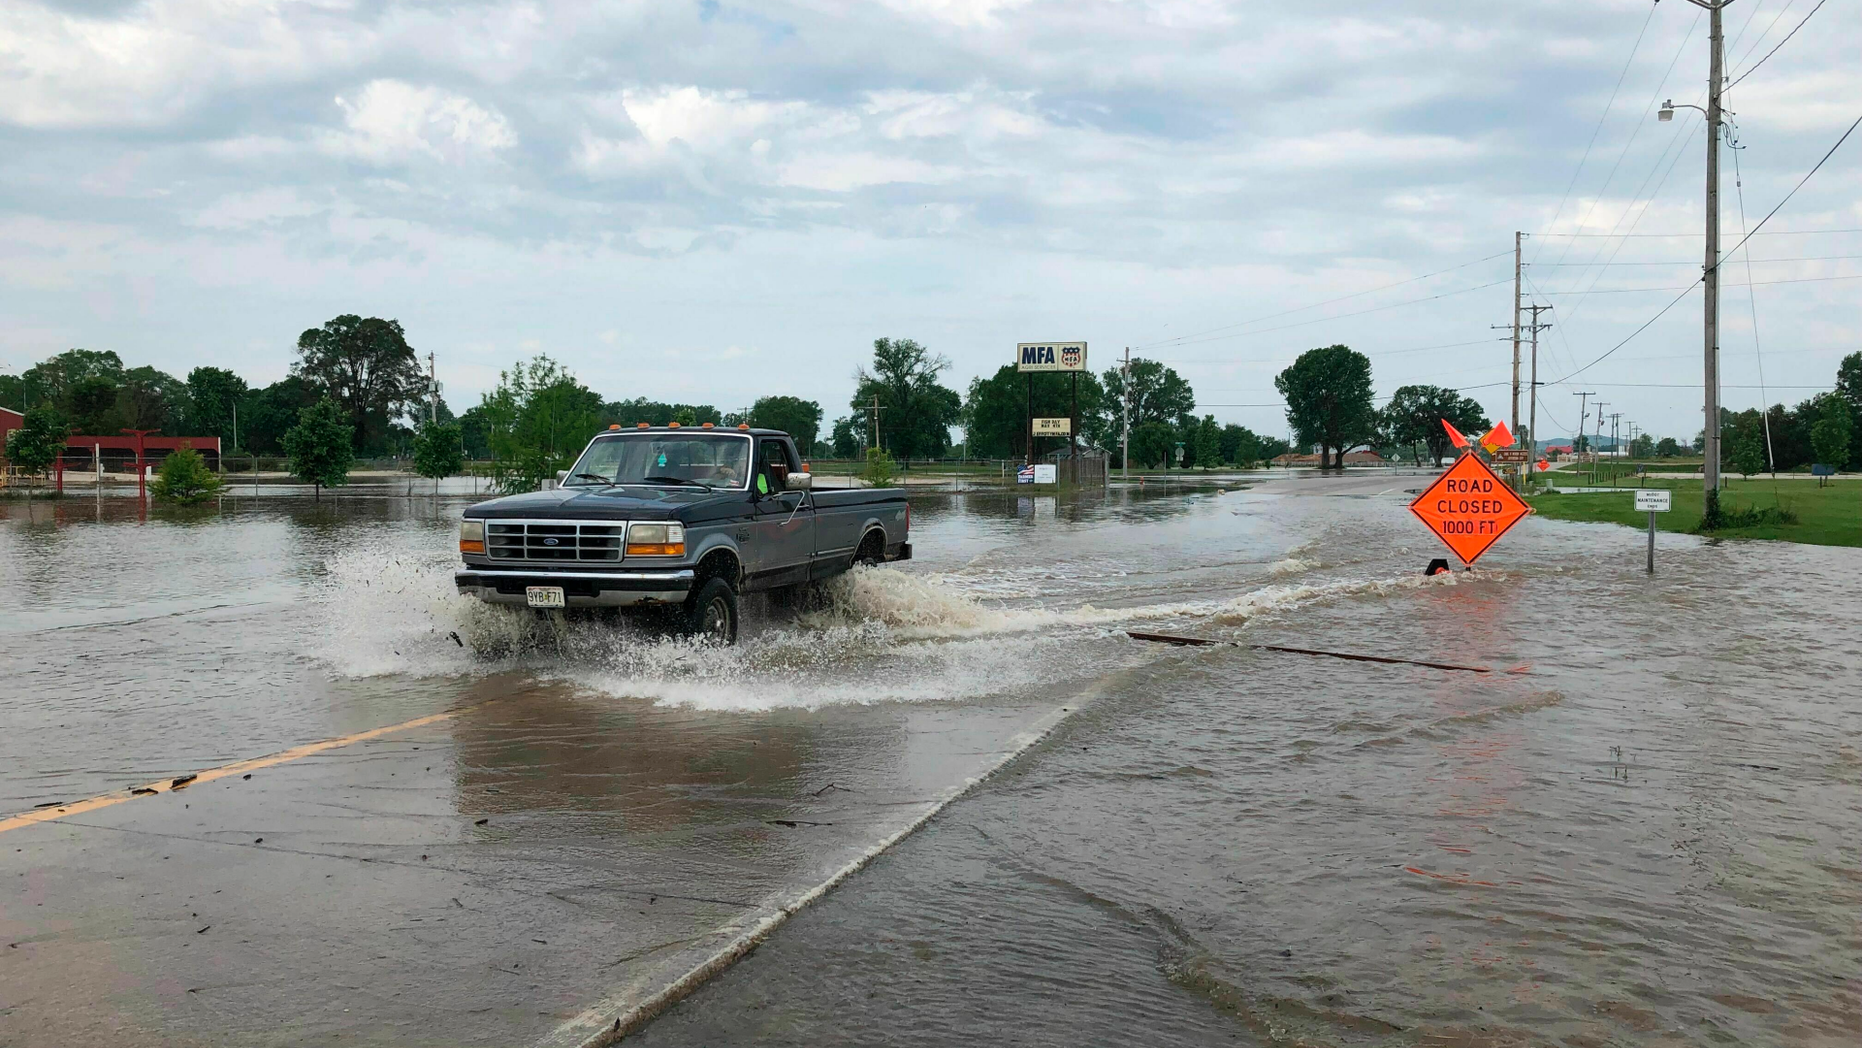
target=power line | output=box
[1529,252,1862,265]
[1530,0,1661,266]
[1133,252,1510,350]
[1137,277,1512,351]
[1546,283,1697,384]
[1529,227,1862,237]
[1729,0,1827,88]
[1154,337,1501,368]
[1711,110,1862,275]
[1535,272,1862,294]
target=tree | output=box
[1100,358,1195,438]
[67,376,123,434]
[281,398,356,497]
[1219,423,1264,467]
[829,415,862,458]
[1835,351,1862,468]
[24,349,124,407]
[851,338,962,466]
[963,364,1107,460]
[1655,437,1681,457]
[458,405,493,459]
[184,367,250,443]
[238,377,320,456]
[3,405,68,482]
[412,420,464,492]
[481,356,602,494]
[1382,384,1489,466]
[746,395,823,452]
[1727,411,1766,478]
[1810,393,1853,471]
[119,365,188,432]
[1191,415,1222,469]
[1130,420,1175,468]
[292,315,424,454]
[1275,345,1377,469]
[1630,433,1655,458]
[601,398,723,427]
[149,444,223,505]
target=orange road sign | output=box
[1408,453,1531,565]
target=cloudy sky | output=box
[3,0,1857,442]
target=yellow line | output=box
[0,699,500,836]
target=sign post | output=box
[1016,343,1087,479]
[1634,488,1671,574]
[1408,453,1532,569]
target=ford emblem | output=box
[542,537,560,546]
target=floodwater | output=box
[2,474,1858,1046]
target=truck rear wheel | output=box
[854,531,886,567]
[682,577,739,644]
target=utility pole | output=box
[1525,304,1552,479]
[867,395,884,455]
[1610,412,1623,484]
[1121,347,1131,482]
[1510,231,1523,437]
[1663,0,1733,499]
[1572,390,1593,478]
[428,352,439,425]
[1594,402,1608,485]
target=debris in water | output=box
[131,788,157,795]
[170,774,198,789]
[810,782,852,797]
[196,926,211,934]
[474,818,489,826]
[1125,631,1496,674]
[448,631,463,647]
[766,819,833,828]
[253,838,263,844]
[33,802,65,809]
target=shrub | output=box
[150,445,224,504]
[861,447,897,488]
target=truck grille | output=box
[485,522,624,562]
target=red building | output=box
[1,410,221,472]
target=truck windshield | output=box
[564,434,752,489]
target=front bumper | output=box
[455,568,696,608]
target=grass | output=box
[1527,476,1861,547]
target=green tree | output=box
[748,395,824,452]
[1810,393,1853,470]
[184,367,250,443]
[1275,345,1378,469]
[1130,420,1175,468]
[1191,415,1222,469]
[458,405,493,459]
[1382,384,1489,466]
[1630,433,1655,458]
[118,365,188,432]
[482,356,602,494]
[601,398,722,427]
[829,415,862,458]
[412,420,464,492]
[852,338,962,466]
[67,376,123,434]
[963,364,1107,460]
[1655,436,1681,457]
[24,349,124,407]
[238,376,319,456]
[3,405,69,482]
[1219,423,1262,467]
[1727,411,1766,478]
[292,315,424,454]
[281,397,356,497]
[149,444,224,505]
[1835,351,1862,468]
[861,447,898,487]
[1101,358,1195,437]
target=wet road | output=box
[3,475,1858,1046]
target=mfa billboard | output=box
[1016,343,1088,372]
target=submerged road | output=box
[3,473,1858,1046]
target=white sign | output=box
[1032,417,1072,436]
[1634,489,1672,512]
[1017,342,1088,372]
[1033,464,1058,484]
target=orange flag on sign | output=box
[1479,421,1515,452]
[1441,419,1470,449]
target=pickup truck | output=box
[454,425,911,643]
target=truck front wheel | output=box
[682,577,739,644]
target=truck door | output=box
[750,437,814,590]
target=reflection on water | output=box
[6,475,1859,1046]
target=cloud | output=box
[328,80,517,162]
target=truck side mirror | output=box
[555,470,569,486]
[785,472,813,491]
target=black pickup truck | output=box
[455,426,910,642]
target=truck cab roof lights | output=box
[608,424,621,430]
[637,422,650,429]
[668,421,681,428]
[701,422,715,428]
[737,424,750,430]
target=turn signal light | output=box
[626,523,686,557]
[459,518,485,554]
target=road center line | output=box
[0,698,505,837]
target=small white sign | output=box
[1634,489,1672,513]
[1032,417,1072,436]
[1033,464,1058,484]
[1017,342,1088,372]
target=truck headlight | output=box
[459,518,485,554]
[626,522,685,557]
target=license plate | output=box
[525,586,565,609]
